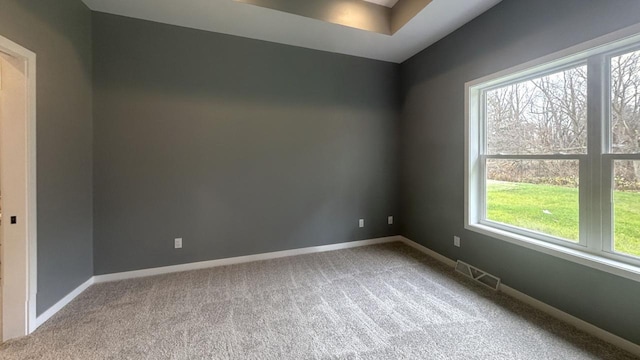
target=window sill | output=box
[465,223,640,283]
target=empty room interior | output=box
[1,0,640,358]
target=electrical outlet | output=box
[388,216,393,225]
[359,219,365,228]
[174,238,183,249]
[454,236,461,248]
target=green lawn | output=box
[487,181,640,257]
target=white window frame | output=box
[465,23,640,283]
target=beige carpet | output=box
[1,242,637,359]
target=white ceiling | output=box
[81,0,501,63]
[362,0,400,8]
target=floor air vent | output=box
[455,261,501,291]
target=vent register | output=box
[455,261,501,291]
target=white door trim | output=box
[0,34,37,340]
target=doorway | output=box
[0,35,37,342]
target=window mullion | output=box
[586,55,606,252]
[484,154,585,160]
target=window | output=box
[466,25,640,280]
[608,48,640,261]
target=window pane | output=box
[613,160,640,258]
[611,49,640,154]
[486,66,588,155]
[486,159,579,242]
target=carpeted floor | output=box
[1,242,637,359]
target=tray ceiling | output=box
[82,0,501,63]
[363,0,400,8]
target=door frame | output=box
[0,34,37,340]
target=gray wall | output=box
[0,0,93,315]
[92,13,400,274]
[399,0,640,344]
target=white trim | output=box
[32,236,400,328]
[33,277,94,330]
[467,224,640,282]
[399,236,640,357]
[94,236,401,283]
[0,34,37,339]
[465,23,640,89]
[25,235,640,355]
[500,284,640,357]
[397,236,456,267]
[26,45,37,336]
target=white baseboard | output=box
[93,236,401,283]
[32,236,399,331]
[398,236,640,357]
[33,276,95,330]
[38,235,637,356]
[398,236,456,267]
[499,284,640,356]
